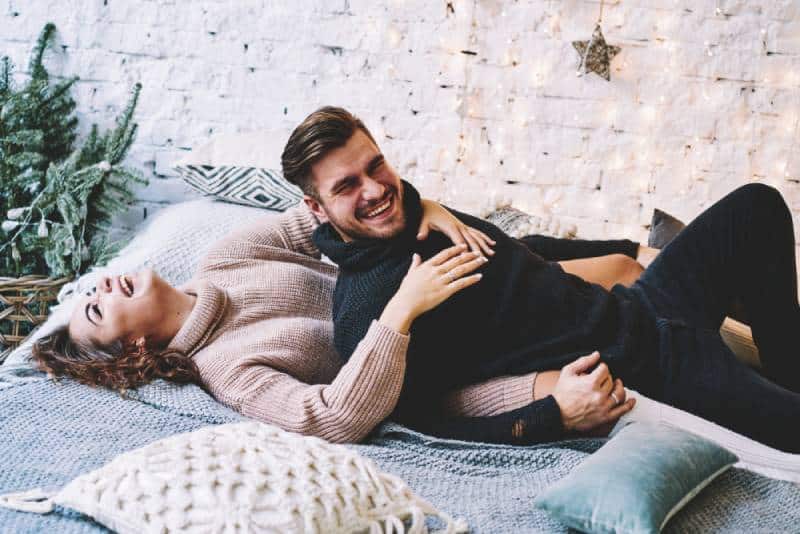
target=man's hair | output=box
[281,106,377,199]
[31,325,201,393]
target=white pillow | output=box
[0,422,467,534]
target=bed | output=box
[2,196,799,533]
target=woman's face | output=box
[68,268,174,347]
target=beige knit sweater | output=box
[167,205,537,443]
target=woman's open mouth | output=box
[118,274,135,297]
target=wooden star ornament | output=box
[572,24,620,81]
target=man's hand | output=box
[419,199,495,256]
[551,351,635,433]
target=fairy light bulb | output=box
[641,105,657,122]
[387,26,401,47]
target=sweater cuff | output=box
[620,239,640,259]
[364,319,410,355]
[525,395,564,442]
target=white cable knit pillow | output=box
[0,422,466,534]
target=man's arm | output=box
[408,395,565,445]
[518,234,640,261]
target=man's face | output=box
[305,129,406,242]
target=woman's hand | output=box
[419,199,496,256]
[379,244,487,334]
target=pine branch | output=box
[28,23,56,81]
[107,83,141,163]
[0,56,11,95]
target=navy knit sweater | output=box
[313,181,648,444]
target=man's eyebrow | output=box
[330,174,356,193]
[367,154,384,173]
[85,302,97,326]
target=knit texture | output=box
[0,421,466,534]
[1,372,799,533]
[167,205,410,444]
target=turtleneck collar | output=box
[166,278,228,357]
[312,179,423,272]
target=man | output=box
[281,106,800,452]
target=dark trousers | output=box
[623,183,800,453]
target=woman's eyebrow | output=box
[85,302,97,326]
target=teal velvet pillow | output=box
[534,422,738,534]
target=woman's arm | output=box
[418,199,495,256]
[441,373,539,417]
[203,203,322,262]
[206,320,410,444]
[411,395,565,444]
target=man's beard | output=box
[331,185,407,241]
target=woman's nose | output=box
[98,275,112,293]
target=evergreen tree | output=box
[0,24,146,278]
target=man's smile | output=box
[358,191,396,222]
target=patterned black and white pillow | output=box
[175,165,303,211]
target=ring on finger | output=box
[445,271,454,283]
[610,392,620,405]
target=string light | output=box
[408,2,797,241]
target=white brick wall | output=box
[4,0,800,254]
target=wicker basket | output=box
[0,275,72,363]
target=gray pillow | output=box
[534,422,737,534]
[647,209,685,249]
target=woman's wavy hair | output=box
[31,325,201,392]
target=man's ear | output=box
[304,195,329,223]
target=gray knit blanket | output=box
[1,365,798,533]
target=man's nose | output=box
[361,176,385,199]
